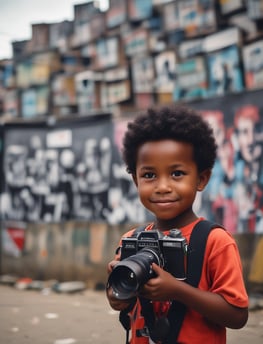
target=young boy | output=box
[106,105,248,343]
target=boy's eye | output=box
[143,172,155,179]
[172,170,185,177]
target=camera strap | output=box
[138,220,223,344]
[119,224,153,344]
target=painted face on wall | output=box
[236,117,258,163]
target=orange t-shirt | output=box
[115,218,248,344]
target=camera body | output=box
[108,229,188,300]
[121,229,188,279]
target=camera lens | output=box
[110,266,138,299]
[107,248,160,300]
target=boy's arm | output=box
[173,276,248,329]
[141,228,248,329]
[140,263,248,329]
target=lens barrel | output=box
[108,248,160,300]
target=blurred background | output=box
[0,0,262,296]
[0,0,109,60]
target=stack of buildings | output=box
[0,0,262,119]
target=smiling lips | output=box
[151,199,176,204]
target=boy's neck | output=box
[154,212,198,231]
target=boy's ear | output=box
[197,169,211,191]
[132,173,138,186]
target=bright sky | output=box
[0,0,109,60]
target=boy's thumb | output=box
[151,262,162,274]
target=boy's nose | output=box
[155,178,172,193]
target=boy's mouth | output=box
[151,199,176,204]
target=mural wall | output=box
[0,91,263,238]
[191,90,263,233]
[0,114,151,230]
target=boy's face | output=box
[133,139,210,228]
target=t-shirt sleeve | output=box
[202,228,249,308]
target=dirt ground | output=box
[0,284,262,344]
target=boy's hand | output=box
[106,286,134,311]
[106,259,135,311]
[139,263,178,301]
[107,259,119,274]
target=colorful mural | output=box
[191,90,263,233]
[0,91,262,234]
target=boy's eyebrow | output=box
[138,165,155,170]
[170,163,188,169]
[139,163,186,170]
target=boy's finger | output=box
[151,262,162,274]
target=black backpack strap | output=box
[187,220,222,287]
[164,220,223,344]
[163,300,186,344]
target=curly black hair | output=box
[122,105,217,174]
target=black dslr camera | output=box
[107,229,188,300]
